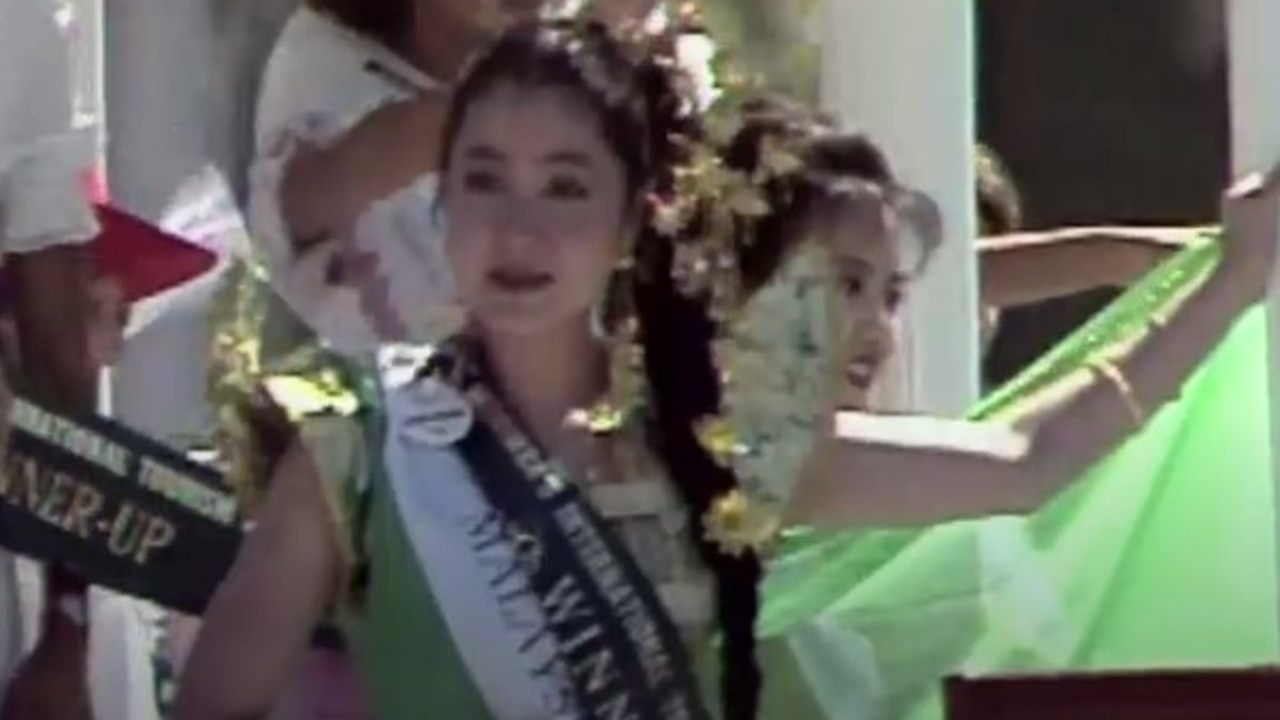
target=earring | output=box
[589,299,611,341]
[590,266,631,341]
[570,267,642,435]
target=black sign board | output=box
[0,398,244,615]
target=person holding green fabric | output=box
[708,106,1280,716]
[173,18,1280,720]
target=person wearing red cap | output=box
[0,1,217,713]
[0,0,103,715]
[0,204,216,720]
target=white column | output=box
[1226,0,1280,638]
[818,0,980,415]
[64,0,107,173]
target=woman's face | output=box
[814,196,906,409]
[442,82,629,338]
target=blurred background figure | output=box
[0,0,101,716]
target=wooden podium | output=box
[945,667,1280,719]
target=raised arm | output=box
[246,18,452,347]
[274,92,448,248]
[173,440,345,719]
[979,226,1205,309]
[790,167,1279,528]
[249,8,450,254]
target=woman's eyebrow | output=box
[461,144,504,162]
[540,149,593,168]
[834,255,872,275]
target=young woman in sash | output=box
[183,21,778,718]
[214,4,711,718]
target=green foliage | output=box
[695,0,822,101]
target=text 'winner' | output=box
[0,397,244,614]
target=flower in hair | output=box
[726,183,770,219]
[694,414,743,466]
[756,136,804,181]
[650,194,687,237]
[703,489,780,557]
[671,241,713,295]
[571,313,644,436]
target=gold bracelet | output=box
[1087,357,1146,427]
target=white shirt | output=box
[249,7,454,355]
[0,0,99,254]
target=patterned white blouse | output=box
[249,6,720,357]
[250,6,455,355]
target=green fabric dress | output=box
[277,364,489,718]
[286,361,727,718]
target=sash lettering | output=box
[452,367,709,720]
[465,509,579,716]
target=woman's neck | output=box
[477,321,607,456]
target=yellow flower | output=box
[726,185,769,218]
[566,402,626,435]
[703,489,780,557]
[758,137,804,179]
[694,415,740,466]
[651,199,687,237]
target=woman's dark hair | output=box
[976,143,1023,235]
[725,96,922,293]
[648,103,918,715]
[437,20,764,717]
[306,0,410,49]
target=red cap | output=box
[90,204,218,304]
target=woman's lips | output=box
[487,268,553,292]
[844,357,880,390]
